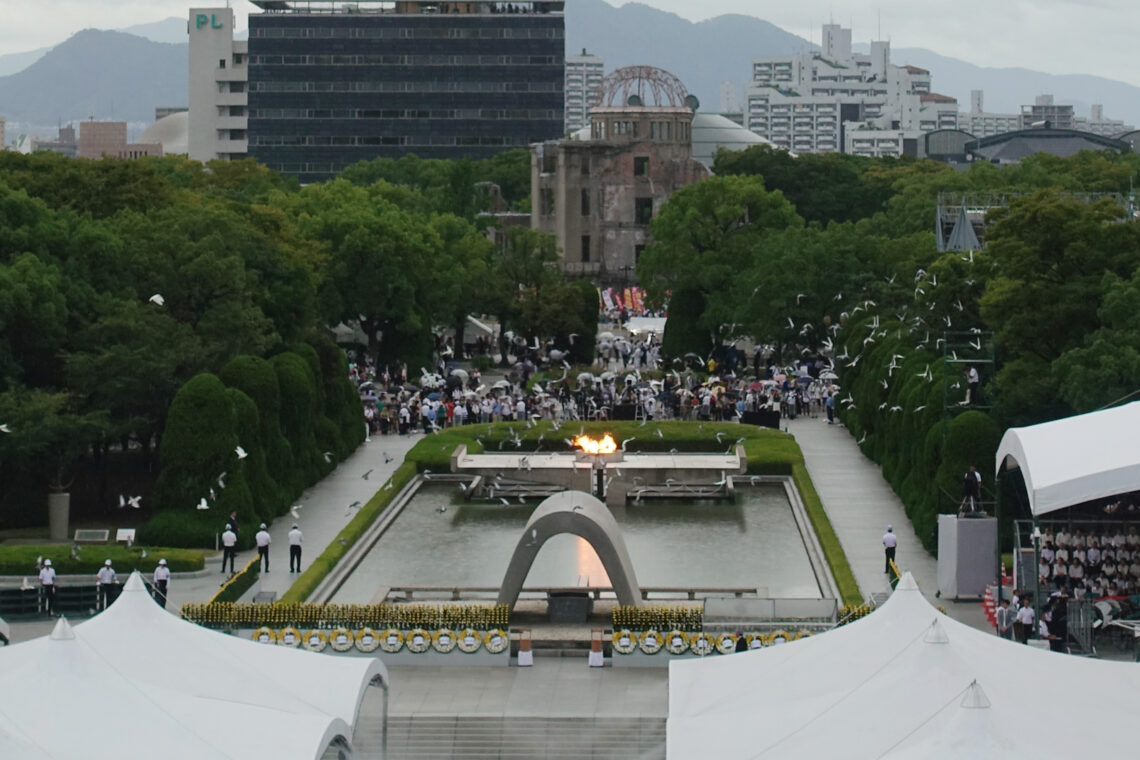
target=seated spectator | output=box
[1056,527,1071,548]
[1069,560,1085,584]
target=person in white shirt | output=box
[1015,601,1035,643]
[288,524,303,573]
[96,559,118,610]
[882,525,898,574]
[255,523,272,572]
[153,558,171,609]
[221,524,237,575]
[39,559,57,616]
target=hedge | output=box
[210,556,260,604]
[0,545,205,575]
[837,308,1004,552]
[152,373,240,515]
[277,461,419,603]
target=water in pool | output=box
[332,484,822,602]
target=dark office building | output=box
[247,1,565,183]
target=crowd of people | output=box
[350,334,839,438]
[1032,521,1140,600]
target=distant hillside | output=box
[0,46,51,77]
[880,47,1140,127]
[0,29,186,127]
[567,0,813,111]
[574,1,1140,128]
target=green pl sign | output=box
[195,13,225,30]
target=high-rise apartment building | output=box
[188,7,249,162]
[747,24,957,156]
[565,49,604,134]
[244,1,565,184]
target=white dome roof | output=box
[690,113,785,166]
[140,111,188,155]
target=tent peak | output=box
[123,571,146,592]
[50,617,75,640]
[895,572,920,591]
[960,679,991,709]
[923,618,949,644]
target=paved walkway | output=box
[166,429,426,609]
[786,415,937,602]
[785,415,990,628]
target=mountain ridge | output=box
[2,5,1138,139]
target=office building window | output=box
[581,189,590,216]
[635,244,646,263]
[633,156,649,176]
[581,235,591,262]
[219,58,226,69]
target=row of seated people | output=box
[1035,524,1140,599]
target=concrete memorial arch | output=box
[497,490,643,610]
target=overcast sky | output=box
[1,0,1136,86]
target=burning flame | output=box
[573,433,617,455]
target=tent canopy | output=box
[995,401,1140,516]
[668,573,1140,759]
[0,573,386,760]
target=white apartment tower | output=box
[747,24,958,157]
[188,7,248,162]
[565,49,604,134]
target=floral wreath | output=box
[379,628,404,653]
[302,629,328,652]
[432,628,458,653]
[484,628,509,654]
[611,629,637,654]
[638,629,663,655]
[251,626,276,645]
[715,633,739,655]
[277,626,301,648]
[457,628,482,653]
[664,629,690,655]
[690,632,715,656]
[355,627,381,653]
[406,627,432,653]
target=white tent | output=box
[995,400,1140,516]
[0,573,386,760]
[668,573,1140,759]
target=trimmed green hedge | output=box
[278,461,419,603]
[0,545,206,575]
[210,556,260,603]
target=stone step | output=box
[354,715,665,760]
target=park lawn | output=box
[0,545,207,575]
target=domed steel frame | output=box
[595,65,690,108]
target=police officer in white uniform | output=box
[288,524,303,573]
[255,523,271,572]
[39,559,57,616]
[153,558,171,609]
[96,559,118,609]
[883,525,898,574]
[221,524,237,575]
